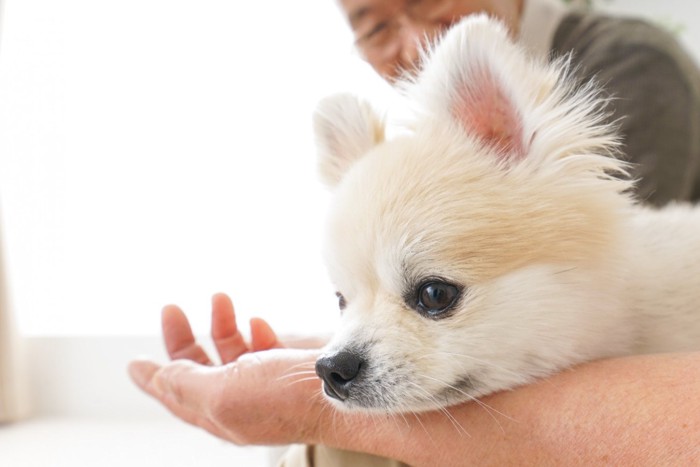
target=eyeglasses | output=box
[352,0,458,60]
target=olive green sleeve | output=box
[553,14,700,206]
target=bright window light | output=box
[0,1,396,336]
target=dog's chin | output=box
[320,380,479,414]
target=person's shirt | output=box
[520,0,700,206]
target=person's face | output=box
[339,0,523,82]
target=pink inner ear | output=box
[452,72,525,162]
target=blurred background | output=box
[0,0,698,465]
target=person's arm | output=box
[130,350,700,465]
[128,295,700,465]
[318,351,700,465]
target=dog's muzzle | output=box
[315,351,364,401]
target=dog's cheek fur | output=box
[430,264,637,398]
[323,261,638,413]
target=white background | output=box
[0,0,395,336]
[0,0,698,336]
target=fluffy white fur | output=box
[314,15,700,413]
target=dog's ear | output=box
[313,94,385,188]
[410,15,556,165]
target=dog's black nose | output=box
[315,351,364,401]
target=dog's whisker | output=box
[280,361,316,374]
[385,410,404,433]
[284,361,317,372]
[418,373,517,432]
[277,369,318,381]
[410,410,437,447]
[397,410,410,429]
[407,381,470,437]
[283,376,322,389]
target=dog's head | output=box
[313,16,634,413]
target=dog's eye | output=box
[416,281,460,317]
[335,292,346,311]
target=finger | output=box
[250,317,283,351]
[211,293,249,363]
[162,305,213,365]
[152,359,221,416]
[128,359,227,439]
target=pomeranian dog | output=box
[312,15,700,413]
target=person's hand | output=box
[159,292,284,363]
[128,293,325,445]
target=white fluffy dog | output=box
[313,15,700,413]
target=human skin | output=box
[339,0,524,80]
[128,294,700,465]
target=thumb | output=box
[128,358,161,392]
[130,358,219,414]
[128,358,228,439]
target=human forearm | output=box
[315,352,700,466]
